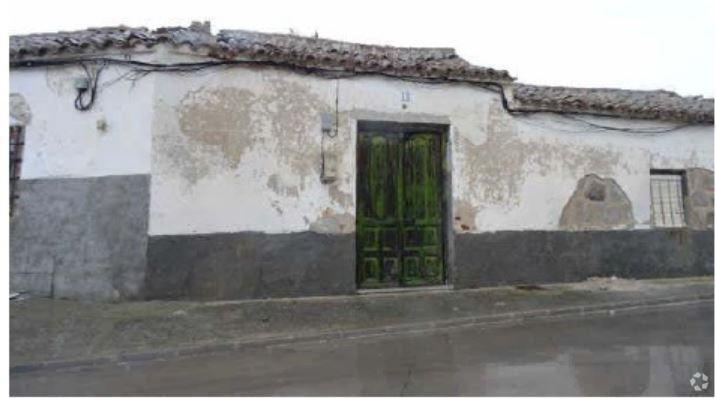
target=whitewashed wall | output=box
[10,49,712,236]
[9,55,155,179]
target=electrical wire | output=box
[327,79,339,138]
[12,56,705,132]
[73,62,106,111]
[558,113,691,134]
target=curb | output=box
[10,293,713,374]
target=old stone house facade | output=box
[9,23,715,300]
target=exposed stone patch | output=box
[10,93,32,125]
[584,180,606,201]
[685,168,714,230]
[559,174,635,230]
[309,208,355,234]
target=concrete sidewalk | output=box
[10,276,713,372]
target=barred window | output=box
[650,171,686,228]
[10,125,24,216]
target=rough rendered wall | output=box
[146,49,713,299]
[9,60,154,299]
[147,50,501,298]
[685,168,715,229]
[147,54,714,239]
[454,102,713,232]
[12,47,712,300]
[148,54,506,238]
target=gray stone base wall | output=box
[11,179,713,301]
[145,232,356,300]
[146,229,711,300]
[10,175,150,299]
[454,229,714,288]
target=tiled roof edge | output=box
[10,24,713,124]
[9,24,514,83]
[511,83,714,124]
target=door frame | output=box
[355,120,452,289]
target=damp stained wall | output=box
[148,49,713,238]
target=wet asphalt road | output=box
[11,301,714,396]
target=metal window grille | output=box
[10,125,24,216]
[650,173,686,228]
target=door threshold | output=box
[357,285,453,295]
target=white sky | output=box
[6,0,715,97]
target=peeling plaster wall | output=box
[148,52,498,236]
[150,66,341,235]
[149,53,713,237]
[457,107,713,232]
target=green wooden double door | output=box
[356,126,446,288]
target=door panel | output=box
[357,129,445,288]
[402,133,444,286]
[357,133,402,288]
